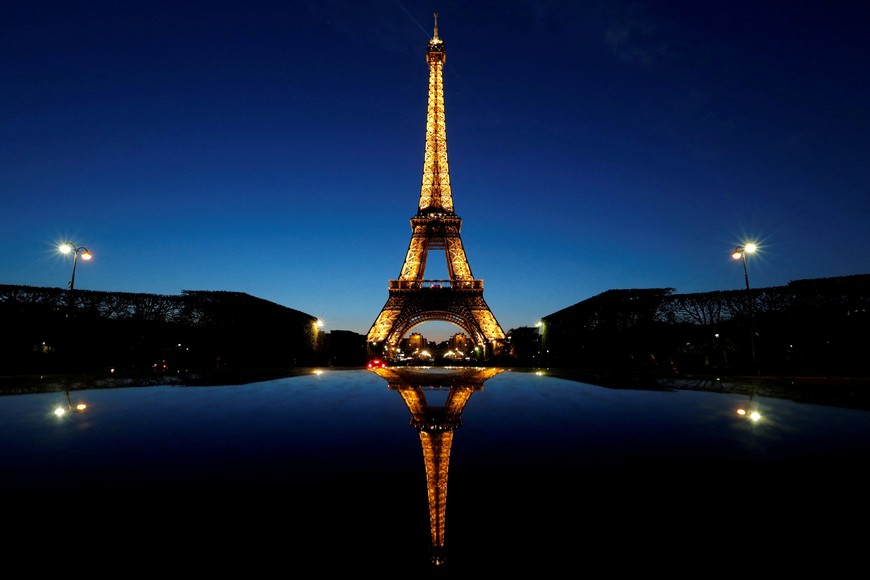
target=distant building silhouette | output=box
[540,274,870,378]
[0,285,322,375]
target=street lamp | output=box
[59,242,92,290]
[731,243,757,293]
[731,243,758,373]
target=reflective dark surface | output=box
[3,368,869,575]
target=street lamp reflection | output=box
[736,406,762,422]
[54,390,88,416]
[736,392,761,422]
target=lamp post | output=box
[731,243,756,293]
[731,243,758,374]
[59,242,92,290]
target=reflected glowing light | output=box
[737,407,762,421]
[54,398,88,416]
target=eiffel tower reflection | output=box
[372,366,504,566]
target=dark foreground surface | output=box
[3,367,869,576]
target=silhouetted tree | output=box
[506,326,541,366]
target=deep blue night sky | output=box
[2,1,868,341]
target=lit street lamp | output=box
[731,243,756,293]
[59,242,92,290]
[731,243,758,373]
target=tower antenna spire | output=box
[433,12,439,40]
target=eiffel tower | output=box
[373,366,505,566]
[367,14,505,359]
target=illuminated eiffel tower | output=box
[367,14,505,359]
[373,367,504,566]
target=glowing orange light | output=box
[732,242,759,260]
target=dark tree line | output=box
[0,285,323,375]
[5,274,866,378]
[541,274,870,378]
